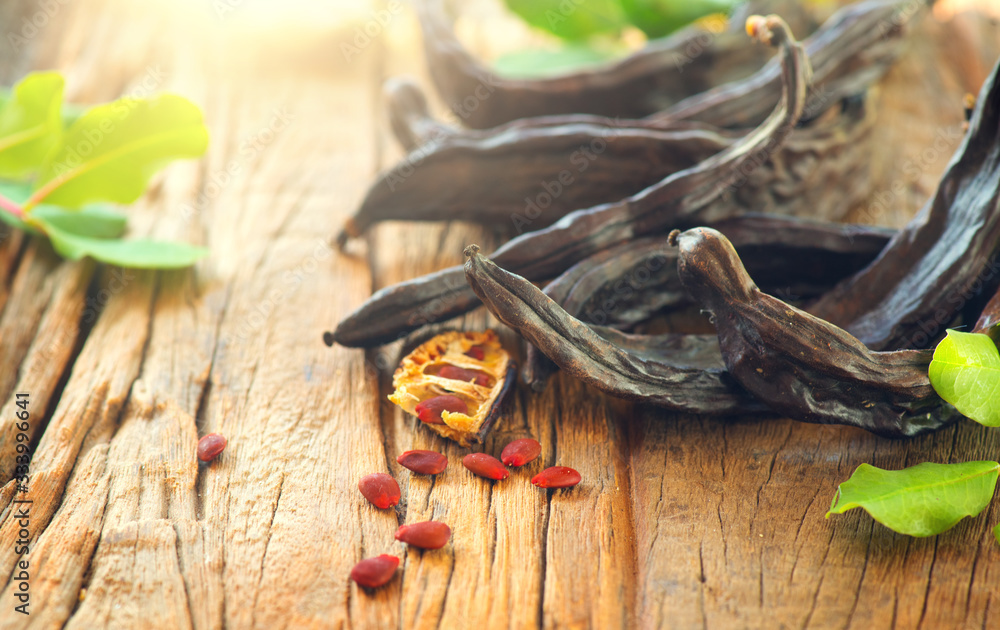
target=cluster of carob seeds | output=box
[351,438,579,589]
[330,2,1000,453]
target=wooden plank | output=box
[1,1,999,629]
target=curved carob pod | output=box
[413,0,792,129]
[807,55,1000,350]
[329,14,810,348]
[671,227,958,437]
[416,0,910,130]
[339,78,874,246]
[384,76,458,151]
[524,215,896,386]
[657,0,920,128]
[463,245,767,415]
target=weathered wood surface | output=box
[0,1,999,628]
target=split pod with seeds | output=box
[388,330,515,446]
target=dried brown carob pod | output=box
[329,13,810,347]
[657,0,919,128]
[414,0,787,129]
[337,85,875,247]
[464,245,766,415]
[524,214,896,386]
[671,227,958,437]
[416,0,911,129]
[807,55,1000,350]
[384,76,458,152]
[388,330,515,446]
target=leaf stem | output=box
[0,192,25,219]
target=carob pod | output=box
[416,0,909,130]
[338,84,875,246]
[524,214,896,386]
[656,0,918,128]
[671,227,959,437]
[384,76,458,151]
[807,55,1000,350]
[463,245,767,416]
[329,14,810,348]
[414,0,790,129]
[388,330,515,446]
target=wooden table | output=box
[2,1,1000,628]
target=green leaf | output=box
[620,0,738,38]
[0,72,64,178]
[29,94,209,210]
[503,0,628,40]
[827,462,1000,537]
[928,330,1000,427]
[31,205,127,239]
[34,215,207,268]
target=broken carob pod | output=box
[413,0,792,129]
[806,55,1000,350]
[388,330,515,446]
[329,13,810,348]
[384,76,459,152]
[671,227,959,437]
[464,245,767,415]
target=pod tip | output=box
[667,229,681,247]
[464,244,481,258]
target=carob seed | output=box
[465,345,486,360]
[197,433,227,462]
[462,453,509,480]
[358,473,401,509]
[531,466,582,489]
[397,450,448,475]
[414,395,468,424]
[395,521,451,549]
[350,554,399,589]
[437,365,491,386]
[500,438,541,467]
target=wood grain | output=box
[1,1,999,629]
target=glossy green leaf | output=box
[620,0,737,38]
[29,94,209,209]
[827,462,1000,537]
[928,330,1000,427]
[35,216,207,268]
[0,72,64,178]
[503,0,628,40]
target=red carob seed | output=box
[197,433,227,462]
[397,450,448,475]
[465,345,486,360]
[414,395,468,424]
[395,521,451,549]
[437,365,491,386]
[350,554,399,588]
[500,438,541,467]
[358,473,401,509]
[462,453,509,480]
[531,466,581,489]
